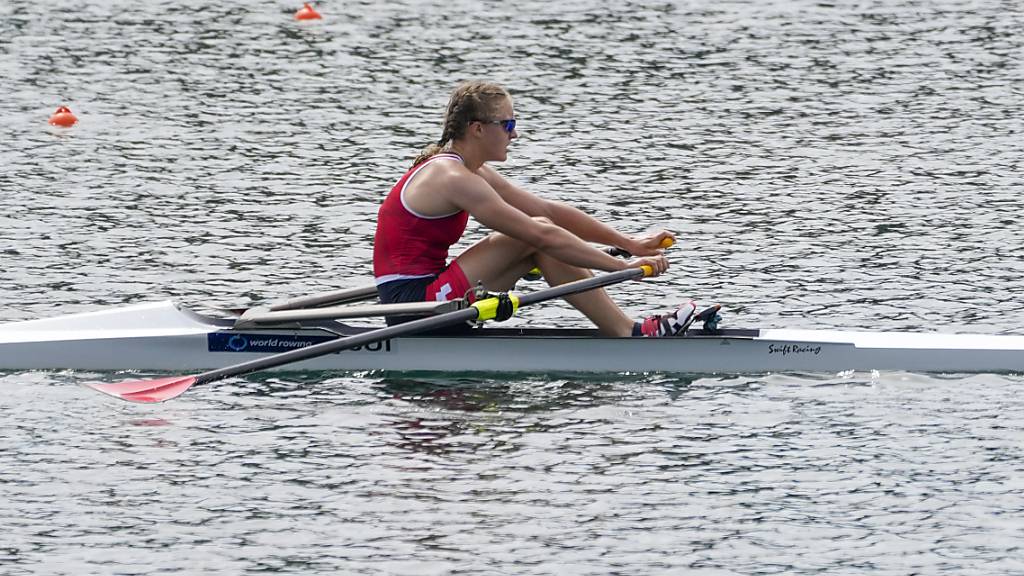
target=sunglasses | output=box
[476,118,516,133]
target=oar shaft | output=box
[236,299,464,326]
[517,267,644,306]
[268,284,378,311]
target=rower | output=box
[372,80,693,338]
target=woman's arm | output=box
[476,165,674,256]
[447,171,668,274]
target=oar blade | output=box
[85,375,198,403]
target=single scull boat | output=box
[2,299,1023,374]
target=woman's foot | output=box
[634,301,696,337]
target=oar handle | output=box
[526,236,674,280]
[606,236,675,258]
[607,237,671,279]
[623,237,672,278]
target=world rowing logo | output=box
[226,335,249,351]
[208,332,391,354]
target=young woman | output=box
[373,80,693,337]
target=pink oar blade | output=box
[85,375,199,403]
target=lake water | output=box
[2,0,1023,573]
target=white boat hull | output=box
[2,301,1024,374]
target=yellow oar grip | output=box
[659,237,674,249]
[471,294,520,321]
[640,265,654,277]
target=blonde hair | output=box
[412,81,511,167]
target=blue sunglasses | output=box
[476,118,516,133]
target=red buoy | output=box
[295,3,322,20]
[49,106,78,127]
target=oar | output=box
[85,266,655,404]
[265,284,378,311]
[216,284,380,316]
[523,238,672,280]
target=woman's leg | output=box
[531,251,635,337]
[455,232,537,292]
[455,225,635,337]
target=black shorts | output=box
[376,276,474,334]
[377,275,436,305]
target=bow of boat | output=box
[759,329,1024,351]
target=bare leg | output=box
[532,251,635,337]
[456,229,635,337]
[454,232,537,292]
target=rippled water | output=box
[2,0,1024,573]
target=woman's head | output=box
[413,81,514,166]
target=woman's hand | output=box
[624,230,676,257]
[626,254,669,277]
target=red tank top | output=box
[373,154,470,282]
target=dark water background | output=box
[2,0,1023,573]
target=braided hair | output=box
[412,81,510,167]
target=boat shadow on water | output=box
[56,368,762,408]
[62,367,930,410]
[63,367,890,407]
[185,370,711,409]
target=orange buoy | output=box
[295,2,322,20]
[49,106,78,127]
